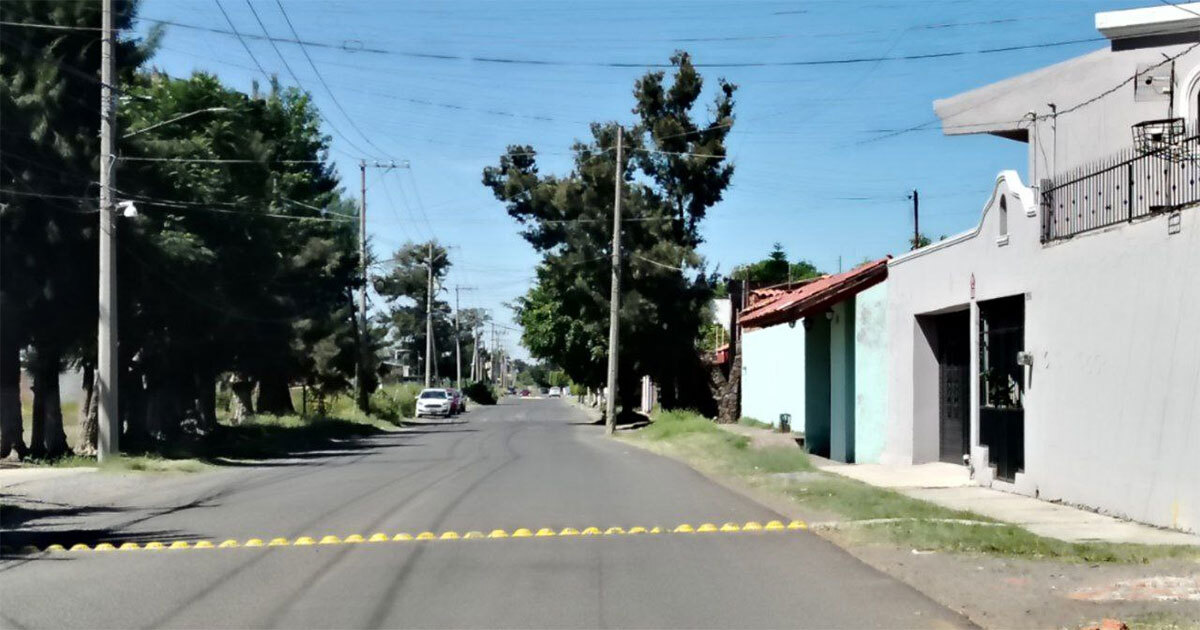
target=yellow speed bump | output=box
[439,532,460,540]
[194,540,215,549]
[368,533,390,543]
[416,532,436,541]
[720,522,741,532]
[696,523,718,533]
[392,533,413,542]
[268,538,290,547]
[535,528,556,537]
[673,524,695,534]
[559,527,580,536]
[787,520,808,530]
[511,528,533,538]
[742,521,763,531]
[94,543,116,551]
[487,529,508,539]
[144,542,166,550]
[69,543,91,552]
[764,520,785,531]
[244,539,264,547]
[169,541,191,550]
[318,535,341,545]
[119,542,140,551]
[604,527,625,535]
[344,534,366,544]
[464,531,485,539]
[628,526,647,535]
[581,527,602,536]
[21,545,40,554]
[218,540,240,548]
[46,544,67,553]
[293,537,316,546]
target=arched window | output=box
[999,196,1009,238]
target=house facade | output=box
[738,260,890,463]
[883,3,1200,532]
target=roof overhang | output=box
[738,258,889,330]
[1096,3,1200,42]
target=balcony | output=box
[1040,132,1200,242]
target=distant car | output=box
[507,386,517,395]
[415,388,452,417]
[520,389,531,397]
[446,388,465,413]
[548,386,562,398]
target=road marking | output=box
[0,520,809,556]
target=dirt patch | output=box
[826,531,1200,629]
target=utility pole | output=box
[909,189,920,250]
[604,126,624,435]
[97,0,118,462]
[425,241,434,388]
[356,160,368,410]
[355,160,407,407]
[452,286,475,390]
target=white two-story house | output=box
[882,3,1200,533]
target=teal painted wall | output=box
[741,323,806,430]
[804,317,831,457]
[830,299,856,463]
[854,281,889,464]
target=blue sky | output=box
[134,0,1139,359]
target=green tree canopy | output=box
[484,52,734,414]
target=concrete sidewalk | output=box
[817,460,1200,546]
[714,423,1200,546]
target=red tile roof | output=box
[738,257,889,329]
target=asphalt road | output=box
[0,399,971,629]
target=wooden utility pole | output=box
[425,241,434,388]
[97,0,118,461]
[604,126,624,435]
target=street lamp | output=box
[121,106,231,139]
[97,99,232,463]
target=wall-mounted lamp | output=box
[824,311,834,321]
[788,320,797,329]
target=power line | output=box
[237,0,383,160]
[270,0,394,159]
[117,15,1107,69]
[211,0,268,78]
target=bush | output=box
[463,381,497,405]
[370,383,421,422]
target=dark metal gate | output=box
[936,312,970,464]
[978,296,1025,482]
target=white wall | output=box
[886,171,1200,532]
[854,282,889,464]
[742,323,806,431]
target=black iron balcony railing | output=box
[1040,134,1200,241]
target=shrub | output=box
[463,381,497,405]
[371,383,421,422]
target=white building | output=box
[882,3,1200,533]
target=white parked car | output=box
[415,388,452,417]
[548,386,562,398]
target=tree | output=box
[373,241,454,381]
[0,0,157,457]
[114,72,360,439]
[485,52,734,415]
[729,243,823,287]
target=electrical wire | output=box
[237,0,383,160]
[271,0,394,159]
